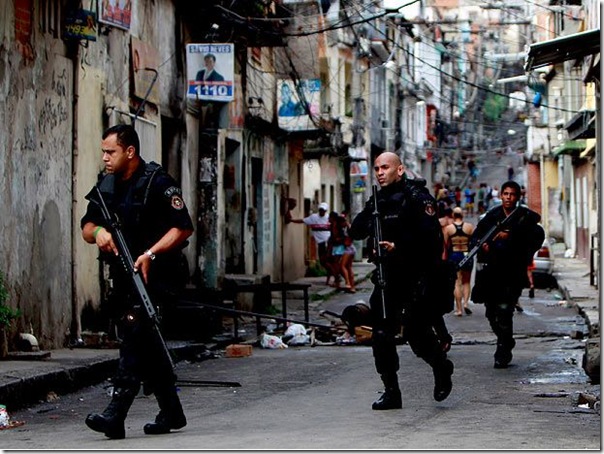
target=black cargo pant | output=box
[368,275,447,376]
[109,285,176,395]
[484,284,522,360]
[475,265,522,360]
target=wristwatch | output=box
[144,249,156,261]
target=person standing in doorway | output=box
[289,202,335,285]
[81,124,194,439]
[350,151,454,410]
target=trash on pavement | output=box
[336,332,357,345]
[0,404,25,430]
[282,323,310,346]
[226,344,253,358]
[354,325,372,344]
[259,332,288,349]
[0,405,9,427]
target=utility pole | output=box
[349,17,368,261]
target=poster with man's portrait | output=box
[186,43,234,102]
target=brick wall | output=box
[14,0,32,45]
[526,161,542,215]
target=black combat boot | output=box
[433,359,454,402]
[494,347,513,369]
[85,386,138,439]
[494,339,515,369]
[372,374,402,410]
[143,386,187,435]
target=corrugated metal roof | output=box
[524,29,600,71]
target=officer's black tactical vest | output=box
[98,161,162,226]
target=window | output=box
[39,0,63,39]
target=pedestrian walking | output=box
[470,181,544,369]
[477,183,487,214]
[80,124,194,439]
[463,184,475,216]
[454,186,462,207]
[350,152,454,410]
[289,202,335,284]
[443,207,475,316]
[338,213,357,293]
[327,211,347,290]
[490,185,501,206]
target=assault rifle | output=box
[371,184,387,319]
[457,205,524,270]
[90,187,241,388]
[92,186,176,373]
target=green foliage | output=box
[305,262,327,277]
[265,304,280,316]
[483,91,508,122]
[0,272,20,328]
[0,272,6,306]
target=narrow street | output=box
[2,278,599,450]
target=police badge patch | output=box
[171,195,185,210]
[424,200,436,216]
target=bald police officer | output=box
[350,152,454,410]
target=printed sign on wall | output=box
[277,78,320,131]
[98,0,131,30]
[186,43,234,102]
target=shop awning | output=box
[564,109,596,140]
[552,139,587,157]
[525,29,600,71]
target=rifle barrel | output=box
[93,187,176,373]
[371,185,387,319]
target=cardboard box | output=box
[226,344,253,358]
[354,326,373,344]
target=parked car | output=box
[533,237,555,276]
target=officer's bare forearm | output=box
[82,222,100,244]
[146,227,193,255]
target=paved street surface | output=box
[0,271,600,450]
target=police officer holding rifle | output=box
[81,124,194,439]
[350,152,454,410]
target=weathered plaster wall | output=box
[0,10,73,348]
[73,66,105,338]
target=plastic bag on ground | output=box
[283,323,310,346]
[259,333,288,349]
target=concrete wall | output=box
[0,4,73,348]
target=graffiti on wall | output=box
[38,69,70,136]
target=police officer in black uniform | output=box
[350,152,454,410]
[81,124,194,439]
[470,180,543,368]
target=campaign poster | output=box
[98,0,131,31]
[277,78,320,131]
[186,43,234,102]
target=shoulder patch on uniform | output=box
[164,186,182,198]
[424,200,436,216]
[164,186,185,210]
[171,194,185,210]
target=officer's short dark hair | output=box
[501,180,521,196]
[103,124,140,156]
[204,53,216,62]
